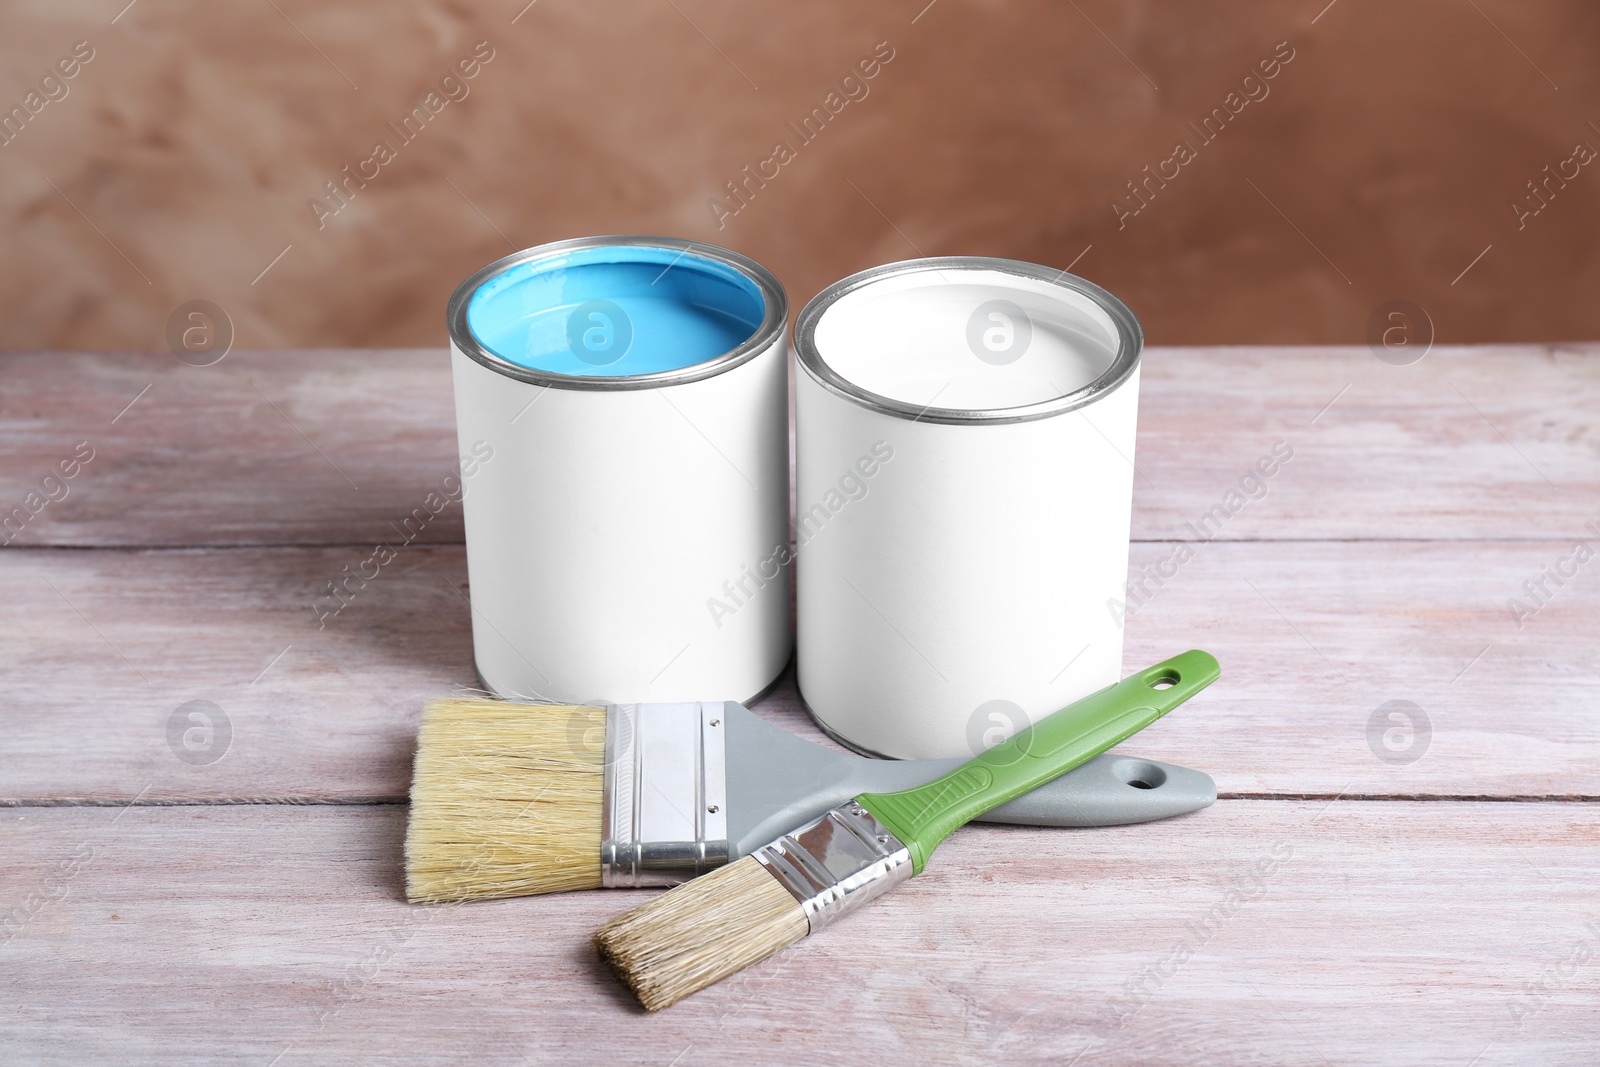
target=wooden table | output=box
[4,347,1597,1065]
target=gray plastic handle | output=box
[722,701,1214,858]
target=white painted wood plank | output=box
[2,802,1595,1065]
[2,540,1595,802]
[0,350,466,547]
[1134,343,1600,542]
[0,346,1594,547]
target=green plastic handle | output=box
[857,650,1220,874]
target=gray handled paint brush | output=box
[404,693,1214,904]
[595,651,1219,1011]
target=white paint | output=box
[796,264,1140,759]
[812,267,1120,411]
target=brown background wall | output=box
[3,0,1597,351]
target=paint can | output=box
[448,236,790,705]
[793,257,1143,759]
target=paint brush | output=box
[405,684,1215,904]
[593,650,1218,1010]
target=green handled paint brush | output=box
[594,650,1220,1011]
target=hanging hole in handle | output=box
[1148,669,1180,691]
[1112,758,1168,791]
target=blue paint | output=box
[466,245,767,377]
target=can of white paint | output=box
[793,257,1143,759]
[448,236,790,705]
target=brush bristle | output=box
[404,697,604,902]
[593,856,809,1011]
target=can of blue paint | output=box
[793,257,1143,759]
[448,236,790,705]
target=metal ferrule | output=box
[600,702,729,888]
[752,802,913,934]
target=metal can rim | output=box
[793,256,1143,425]
[446,235,789,391]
